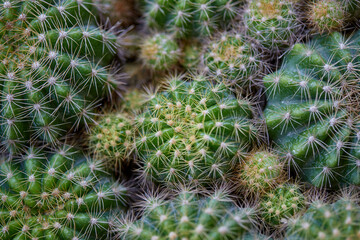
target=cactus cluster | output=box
[0,145,129,239]
[135,74,259,186]
[115,188,257,239]
[0,0,119,154]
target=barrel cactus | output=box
[0,145,129,239]
[263,31,360,188]
[0,0,119,154]
[141,0,243,38]
[115,188,257,239]
[287,197,360,239]
[135,74,260,186]
[243,0,302,53]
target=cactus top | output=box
[135,74,259,186]
[0,0,118,153]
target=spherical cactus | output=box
[243,0,302,53]
[141,0,244,38]
[203,33,263,87]
[115,187,257,239]
[286,197,360,239]
[89,113,134,170]
[260,184,305,227]
[263,31,360,188]
[0,0,119,154]
[0,145,129,240]
[140,33,180,71]
[237,150,284,195]
[135,74,260,186]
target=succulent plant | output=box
[115,187,257,239]
[286,197,360,239]
[141,0,243,38]
[203,33,263,87]
[243,0,302,53]
[263,31,360,188]
[135,74,260,186]
[140,33,180,71]
[0,0,119,154]
[0,145,129,240]
[180,41,202,70]
[89,112,134,170]
[237,150,284,195]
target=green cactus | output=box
[115,188,257,239]
[263,31,360,188]
[243,0,302,53]
[0,145,129,240]
[135,74,259,186]
[89,112,134,170]
[0,0,119,154]
[260,184,305,227]
[203,33,263,87]
[180,41,202,70]
[141,0,243,38]
[238,150,285,195]
[140,33,180,71]
[286,197,360,239]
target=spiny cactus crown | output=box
[243,0,302,52]
[141,0,243,38]
[0,0,119,154]
[263,31,360,188]
[115,188,257,239]
[0,145,128,240]
[287,197,360,239]
[135,74,259,186]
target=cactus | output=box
[243,0,302,53]
[135,74,260,186]
[263,31,360,188]
[238,150,285,195]
[180,41,202,70]
[0,145,129,240]
[115,187,257,239]
[0,0,119,154]
[260,184,305,227]
[286,197,360,239]
[203,33,263,87]
[141,0,243,38]
[140,33,180,71]
[89,112,134,170]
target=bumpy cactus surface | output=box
[115,188,257,239]
[260,184,305,227]
[287,197,360,239]
[0,0,119,154]
[0,145,128,239]
[135,74,259,186]
[203,33,262,87]
[141,0,243,38]
[243,0,302,53]
[263,31,360,188]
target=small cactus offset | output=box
[0,145,129,239]
[260,184,305,227]
[141,0,244,38]
[286,196,360,239]
[263,31,360,188]
[203,33,263,87]
[0,0,120,154]
[135,74,260,186]
[115,187,257,239]
[243,0,303,53]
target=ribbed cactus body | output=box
[142,0,243,38]
[287,198,360,239]
[116,189,256,239]
[135,74,259,186]
[0,0,118,153]
[0,145,128,239]
[263,31,360,188]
